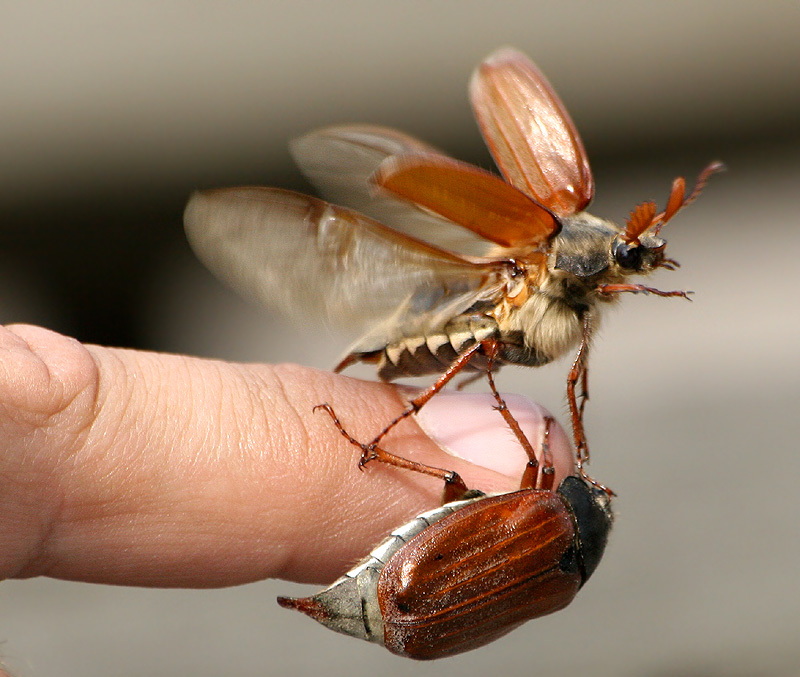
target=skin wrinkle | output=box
[0,332,65,434]
[15,344,199,580]
[153,354,200,470]
[272,364,343,478]
[140,357,227,497]
[15,333,110,579]
[265,367,419,581]
[38,334,99,432]
[263,365,336,490]
[178,357,226,467]
[39,347,134,579]
[76,349,127,469]
[141,355,236,492]
[3,468,60,579]
[233,364,360,582]
[263,370,322,566]
[206,359,230,466]
[69,351,146,508]
[190,362,323,582]
[158,357,194,468]
[57,354,243,583]
[234,363,279,467]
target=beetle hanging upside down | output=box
[277,415,613,659]
[183,47,723,480]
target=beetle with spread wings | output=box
[184,47,721,477]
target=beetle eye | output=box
[614,242,643,270]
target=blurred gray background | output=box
[2,1,799,675]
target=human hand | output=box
[0,323,573,588]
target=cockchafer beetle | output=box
[278,414,613,660]
[184,47,723,490]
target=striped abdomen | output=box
[351,312,551,381]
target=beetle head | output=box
[615,161,726,276]
[557,476,614,583]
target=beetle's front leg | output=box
[597,283,692,299]
[566,315,591,467]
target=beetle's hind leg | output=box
[318,341,491,503]
[482,341,556,491]
[314,403,470,503]
[365,342,486,449]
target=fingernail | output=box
[415,392,574,485]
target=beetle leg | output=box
[317,341,493,504]
[597,283,693,299]
[525,416,556,491]
[566,315,591,468]
[314,403,470,503]
[363,445,470,504]
[578,357,589,428]
[483,339,554,490]
[538,417,556,491]
[313,403,375,465]
[368,341,485,448]
[565,323,615,496]
[513,413,556,492]
[484,341,556,491]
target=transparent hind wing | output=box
[291,125,496,257]
[184,186,507,345]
